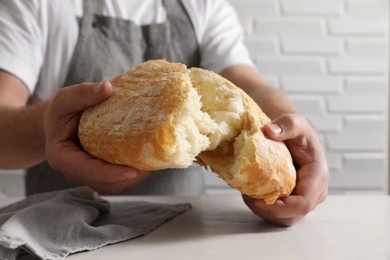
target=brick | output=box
[281,0,344,16]
[281,75,343,93]
[345,0,389,18]
[305,114,343,132]
[255,57,325,75]
[344,115,387,134]
[281,37,343,54]
[326,116,387,151]
[328,19,388,35]
[325,152,343,170]
[290,96,326,114]
[328,58,387,75]
[342,189,388,196]
[245,37,279,56]
[327,95,387,113]
[326,133,386,151]
[340,190,387,195]
[254,19,325,36]
[228,0,278,17]
[345,38,388,58]
[329,153,387,189]
[227,0,278,33]
[345,77,388,96]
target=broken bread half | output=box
[78,59,296,204]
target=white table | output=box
[64,195,390,260]
[2,195,389,259]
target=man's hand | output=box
[44,81,149,194]
[243,114,329,227]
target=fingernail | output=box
[268,123,282,135]
[274,199,284,206]
[92,81,106,94]
[121,170,137,180]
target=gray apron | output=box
[26,0,207,196]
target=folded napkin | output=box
[0,187,191,260]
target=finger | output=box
[49,142,150,194]
[54,81,112,115]
[242,195,299,227]
[253,164,326,219]
[47,141,140,184]
[91,171,150,194]
[262,114,306,141]
[264,114,326,166]
[254,196,312,220]
[264,215,302,227]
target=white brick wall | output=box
[209,0,389,195]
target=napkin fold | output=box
[0,187,191,260]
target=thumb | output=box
[56,81,112,114]
[263,114,304,141]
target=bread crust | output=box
[78,60,190,169]
[78,60,296,204]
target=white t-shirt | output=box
[0,0,253,101]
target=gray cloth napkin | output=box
[0,186,191,260]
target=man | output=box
[0,0,328,226]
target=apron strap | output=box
[163,0,192,30]
[162,0,200,67]
[83,0,105,16]
[79,0,105,31]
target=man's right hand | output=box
[44,81,150,194]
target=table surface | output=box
[2,195,390,260]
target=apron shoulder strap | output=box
[162,0,200,67]
[83,0,105,16]
[163,0,192,23]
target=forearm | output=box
[246,83,296,120]
[0,101,47,168]
[220,65,297,119]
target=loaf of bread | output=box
[78,60,296,204]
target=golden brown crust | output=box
[78,60,190,170]
[78,60,296,204]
